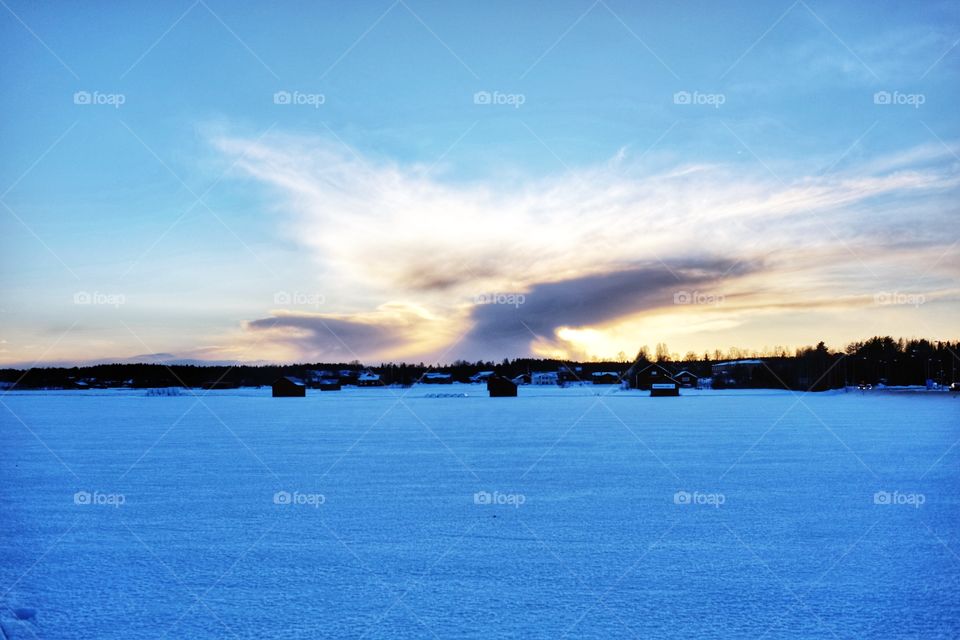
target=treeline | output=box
[0,359,629,390]
[643,337,958,390]
[0,336,956,390]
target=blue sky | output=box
[1,0,958,366]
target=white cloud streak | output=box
[213,131,959,360]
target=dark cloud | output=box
[393,254,504,291]
[243,260,759,363]
[459,260,757,359]
[246,314,414,360]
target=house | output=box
[306,369,341,390]
[304,369,341,391]
[272,376,306,397]
[591,371,620,385]
[674,370,699,388]
[306,369,334,386]
[356,371,382,387]
[317,379,341,391]
[487,374,517,397]
[710,359,763,387]
[338,370,359,385]
[531,371,559,385]
[470,371,495,383]
[625,362,680,391]
[421,372,453,384]
[558,365,582,384]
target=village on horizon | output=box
[4,335,958,396]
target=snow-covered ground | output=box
[1,386,958,639]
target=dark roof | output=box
[628,362,680,384]
[626,361,671,376]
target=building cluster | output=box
[271,361,705,398]
[521,362,703,393]
[7,336,955,393]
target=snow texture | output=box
[1,386,958,638]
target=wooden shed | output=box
[272,376,306,397]
[487,374,518,397]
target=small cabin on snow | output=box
[272,376,306,397]
[487,375,518,397]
